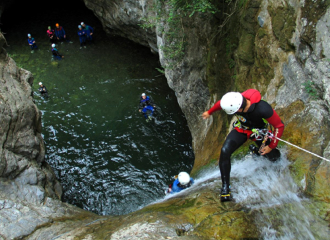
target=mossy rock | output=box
[268,4,296,51]
[237,31,255,64]
[257,28,267,39]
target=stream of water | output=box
[162,151,329,239]
[2,0,194,215]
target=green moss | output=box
[237,31,255,64]
[268,4,296,51]
[257,28,267,39]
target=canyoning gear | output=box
[139,95,154,109]
[77,27,86,47]
[206,89,284,190]
[142,105,154,119]
[142,93,146,96]
[52,43,56,48]
[52,47,63,60]
[55,25,71,42]
[55,25,65,38]
[220,92,243,115]
[139,95,155,119]
[82,24,94,42]
[47,27,55,43]
[78,25,82,29]
[178,172,190,185]
[249,144,259,155]
[38,84,48,97]
[27,36,38,50]
[81,22,84,25]
[27,33,31,37]
[220,183,231,202]
[55,23,59,27]
[208,89,284,149]
[171,177,194,193]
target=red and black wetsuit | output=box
[207,89,284,186]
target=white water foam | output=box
[148,149,329,239]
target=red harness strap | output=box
[234,127,255,140]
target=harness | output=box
[233,117,270,141]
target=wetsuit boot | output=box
[249,144,260,155]
[220,183,231,202]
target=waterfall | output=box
[151,149,329,239]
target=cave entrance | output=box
[1,0,195,216]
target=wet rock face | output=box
[0,32,59,198]
[83,0,158,51]
[0,32,83,239]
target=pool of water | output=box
[2,0,194,215]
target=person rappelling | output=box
[166,172,194,194]
[202,89,284,202]
[139,93,156,122]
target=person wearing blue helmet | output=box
[77,25,86,49]
[81,22,94,43]
[27,34,38,53]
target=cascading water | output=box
[158,149,329,239]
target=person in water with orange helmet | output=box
[202,89,284,202]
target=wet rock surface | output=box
[0,32,97,239]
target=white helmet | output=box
[39,82,42,86]
[178,172,190,185]
[51,43,56,48]
[141,93,146,96]
[220,92,243,115]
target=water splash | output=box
[152,149,329,239]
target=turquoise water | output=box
[3,0,194,215]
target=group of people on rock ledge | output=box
[166,89,284,202]
[27,22,94,56]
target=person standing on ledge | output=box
[202,89,284,202]
[167,172,194,194]
[27,34,38,53]
[77,25,86,49]
[46,26,56,43]
[81,22,94,43]
[54,23,72,43]
[139,93,155,122]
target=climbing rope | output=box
[255,129,330,163]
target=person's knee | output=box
[221,139,237,159]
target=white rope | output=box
[270,135,330,163]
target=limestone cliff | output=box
[0,32,99,239]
